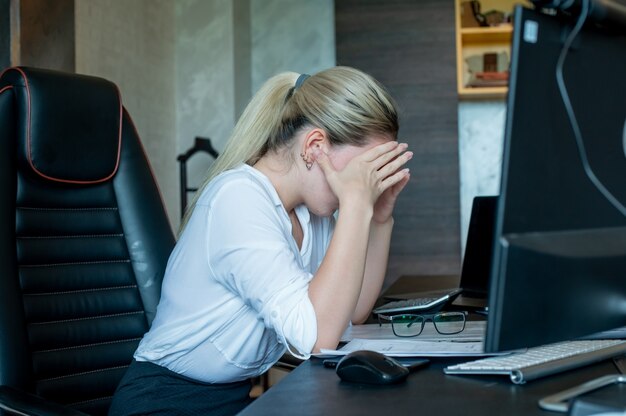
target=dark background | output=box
[336,0,461,287]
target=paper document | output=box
[318,321,507,358]
[321,338,493,357]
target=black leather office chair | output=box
[0,67,176,415]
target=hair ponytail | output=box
[179,66,398,234]
[179,72,300,232]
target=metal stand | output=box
[177,137,219,217]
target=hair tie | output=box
[295,74,310,90]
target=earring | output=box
[301,152,313,170]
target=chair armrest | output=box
[0,385,89,416]
[274,353,303,371]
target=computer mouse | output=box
[335,350,409,385]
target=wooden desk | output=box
[247,278,625,414]
[241,356,623,415]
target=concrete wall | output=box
[18,0,75,72]
[458,101,505,251]
[11,0,500,253]
[250,0,335,92]
[174,0,237,214]
[75,0,179,227]
[174,0,336,225]
[73,0,335,230]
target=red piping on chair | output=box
[0,85,13,95]
[5,67,123,184]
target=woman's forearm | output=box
[308,199,373,352]
[351,217,393,324]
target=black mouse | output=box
[335,350,409,385]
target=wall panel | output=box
[17,0,75,72]
[336,0,461,286]
[0,0,10,69]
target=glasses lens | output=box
[392,315,424,337]
[433,313,466,334]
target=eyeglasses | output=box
[377,312,467,337]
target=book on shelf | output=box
[466,71,509,88]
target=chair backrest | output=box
[0,67,175,415]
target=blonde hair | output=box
[180,66,398,232]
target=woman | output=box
[109,66,412,415]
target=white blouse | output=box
[134,164,334,383]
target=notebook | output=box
[383,195,497,312]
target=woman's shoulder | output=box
[197,164,280,208]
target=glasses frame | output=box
[377,311,468,338]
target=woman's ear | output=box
[302,128,330,157]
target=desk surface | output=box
[241,356,621,415]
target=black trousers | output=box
[108,360,253,416]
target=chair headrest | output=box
[0,67,122,184]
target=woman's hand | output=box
[308,141,412,349]
[372,163,411,224]
[312,141,412,212]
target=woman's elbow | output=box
[351,308,372,325]
[312,337,340,353]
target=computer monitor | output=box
[484,4,626,352]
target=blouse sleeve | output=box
[205,178,318,358]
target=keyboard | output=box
[444,339,626,384]
[373,294,453,315]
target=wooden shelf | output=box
[460,25,513,44]
[455,0,530,100]
[458,85,508,99]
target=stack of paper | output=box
[319,321,511,357]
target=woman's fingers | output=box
[353,141,412,195]
[312,141,412,206]
[361,141,401,162]
[376,149,413,179]
[359,142,411,177]
[372,142,410,169]
[312,148,335,176]
[380,168,410,190]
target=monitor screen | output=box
[485,4,626,352]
